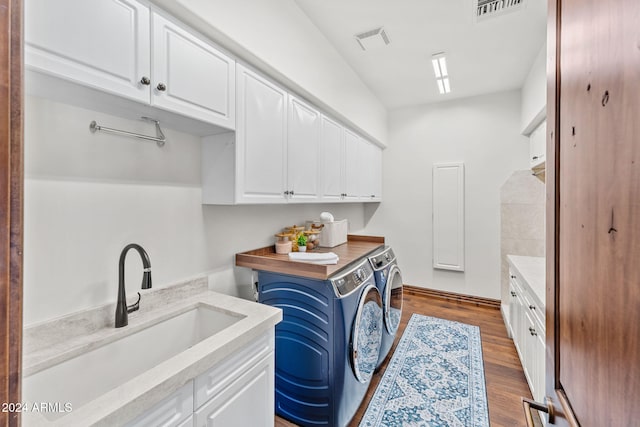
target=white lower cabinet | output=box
[507,263,546,405]
[124,382,193,427]
[126,332,275,427]
[194,355,273,427]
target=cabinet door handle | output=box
[510,275,516,279]
[140,76,151,85]
[290,190,295,196]
[522,397,555,427]
[529,304,536,310]
[284,191,290,196]
[532,156,539,160]
[510,291,517,297]
[157,82,167,92]
[529,327,537,336]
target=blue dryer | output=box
[258,258,383,427]
[367,246,403,367]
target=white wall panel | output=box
[433,163,465,271]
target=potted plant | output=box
[296,233,308,252]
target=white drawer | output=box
[125,381,193,427]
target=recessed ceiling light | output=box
[431,53,451,94]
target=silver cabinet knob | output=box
[140,76,150,85]
[157,83,167,92]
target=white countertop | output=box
[22,278,282,426]
[507,255,546,310]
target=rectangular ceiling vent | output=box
[355,27,390,51]
[476,0,525,20]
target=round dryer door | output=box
[384,265,403,335]
[351,285,383,383]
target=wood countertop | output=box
[235,235,385,280]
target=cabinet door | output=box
[236,65,288,203]
[371,143,383,201]
[343,129,362,201]
[25,0,151,103]
[319,115,344,201]
[287,96,320,202]
[529,120,546,167]
[124,382,193,427]
[534,327,546,403]
[508,280,518,338]
[152,13,235,129]
[359,141,383,201]
[522,312,535,395]
[194,354,274,427]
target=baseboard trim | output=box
[403,285,501,309]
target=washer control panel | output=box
[369,247,396,270]
[330,260,374,297]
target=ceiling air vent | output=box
[355,27,390,51]
[476,0,525,20]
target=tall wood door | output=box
[542,0,640,425]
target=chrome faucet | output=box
[115,243,152,328]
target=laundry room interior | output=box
[5,0,637,426]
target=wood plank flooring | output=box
[275,290,532,426]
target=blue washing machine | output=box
[258,258,383,427]
[367,246,404,368]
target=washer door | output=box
[351,284,383,383]
[384,265,403,335]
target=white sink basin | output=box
[23,305,243,421]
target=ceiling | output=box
[294,0,547,110]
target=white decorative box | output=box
[319,219,348,248]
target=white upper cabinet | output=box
[25,0,235,129]
[319,115,345,201]
[287,96,321,202]
[529,120,546,168]
[343,128,362,201]
[365,141,383,201]
[151,13,235,129]
[235,64,288,203]
[25,0,151,104]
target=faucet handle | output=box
[127,292,141,314]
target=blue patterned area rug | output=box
[359,314,490,427]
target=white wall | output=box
[151,0,388,146]
[24,96,365,326]
[521,44,547,134]
[363,90,529,300]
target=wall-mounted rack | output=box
[89,117,166,147]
